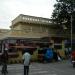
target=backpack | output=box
[45,48,53,59]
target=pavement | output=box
[0,60,75,75]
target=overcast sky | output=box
[0,0,56,29]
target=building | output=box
[0,14,70,63]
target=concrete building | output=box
[0,14,71,63]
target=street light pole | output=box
[70,14,73,51]
[70,0,74,51]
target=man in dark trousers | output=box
[1,49,8,74]
[53,50,58,62]
[22,49,31,75]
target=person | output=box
[1,49,8,74]
[57,51,62,61]
[71,50,75,60]
[44,47,53,62]
[22,49,31,75]
[53,50,58,62]
[65,48,69,59]
[43,47,47,63]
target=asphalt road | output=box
[0,60,75,75]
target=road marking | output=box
[30,70,48,74]
[46,74,57,75]
[30,68,42,71]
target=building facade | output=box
[0,14,69,63]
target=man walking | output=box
[1,48,8,74]
[22,49,31,75]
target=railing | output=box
[12,14,52,25]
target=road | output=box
[0,60,75,75]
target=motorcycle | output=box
[71,58,75,67]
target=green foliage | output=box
[52,0,75,33]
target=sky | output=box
[0,0,56,29]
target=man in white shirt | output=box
[22,50,31,75]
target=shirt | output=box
[22,52,31,66]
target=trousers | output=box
[24,66,29,75]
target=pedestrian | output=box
[57,52,62,61]
[1,48,8,74]
[42,47,46,63]
[22,49,31,75]
[44,47,53,63]
[65,48,69,59]
[53,50,58,62]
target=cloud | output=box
[0,0,56,29]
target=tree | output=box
[52,0,75,33]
